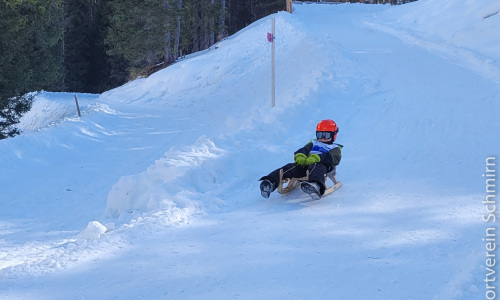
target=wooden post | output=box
[74,94,81,117]
[271,17,275,108]
[286,0,292,13]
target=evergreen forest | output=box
[0,0,285,138]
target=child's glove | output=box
[294,153,307,166]
[305,154,320,165]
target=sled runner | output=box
[277,167,342,197]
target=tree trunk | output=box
[210,0,215,46]
[164,0,173,64]
[219,0,225,39]
[174,0,182,60]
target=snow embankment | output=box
[17,92,109,134]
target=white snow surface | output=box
[1,0,499,299]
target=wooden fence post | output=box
[74,95,81,117]
[286,0,293,13]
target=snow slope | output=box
[1,0,499,299]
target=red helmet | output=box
[316,119,339,141]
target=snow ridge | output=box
[106,137,226,222]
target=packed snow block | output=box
[77,221,107,240]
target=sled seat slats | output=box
[277,168,342,196]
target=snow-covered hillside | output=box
[1,0,499,299]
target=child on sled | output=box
[259,119,342,200]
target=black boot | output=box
[260,179,274,198]
[301,181,321,200]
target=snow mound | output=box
[106,136,226,223]
[77,221,108,241]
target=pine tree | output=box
[0,0,63,139]
[252,0,285,20]
[0,94,34,139]
[175,0,222,54]
[62,0,112,93]
[29,0,64,90]
[105,0,226,80]
[173,0,182,60]
[106,0,168,79]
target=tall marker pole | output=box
[271,17,275,108]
